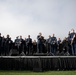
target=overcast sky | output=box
[0,0,76,41]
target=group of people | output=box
[37,29,76,56]
[0,29,76,56]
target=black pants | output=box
[5,46,10,56]
[27,44,32,55]
[37,44,43,53]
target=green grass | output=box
[0,70,76,75]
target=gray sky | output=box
[0,0,76,41]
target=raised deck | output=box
[0,56,76,71]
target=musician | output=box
[18,36,24,54]
[26,35,32,55]
[37,32,43,53]
[51,34,57,55]
[57,38,62,54]
[23,38,27,55]
[32,40,37,54]
[46,35,51,53]
[14,36,20,51]
[67,32,72,55]
[5,35,12,55]
[0,33,2,55]
[71,34,76,55]
[70,29,76,55]
[62,37,69,54]
[70,29,75,40]
[1,36,6,55]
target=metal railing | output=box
[0,56,76,58]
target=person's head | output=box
[39,32,42,36]
[34,40,36,43]
[58,38,61,40]
[28,35,30,38]
[7,34,9,38]
[24,38,26,40]
[68,31,70,35]
[33,40,36,44]
[48,35,51,38]
[20,36,22,39]
[16,36,19,39]
[64,37,66,40]
[71,28,75,33]
[3,36,5,39]
[52,34,55,37]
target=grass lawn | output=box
[0,70,76,75]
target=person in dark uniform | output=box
[62,37,69,55]
[51,34,57,55]
[56,38,62,55]
[0,33,2,56]
[71,34,76,55]
[46,35,51,53]
[67,31,72,55]
[70,29,75,40]
[14,36,20,51]
[70,29,76,55]
[5,35,12,56]
[1,36,6,55]
[37,33,43,53]
[26,35,32,55]
[57,38,61,45]
[9,37,13,55]
[18,36,24,54]
[32,40,37,54]
[41,36,47,53]
[23,38,27,55]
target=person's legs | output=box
[74,44,76,55]
[71,45,74,55]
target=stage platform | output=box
[0,56,76,71]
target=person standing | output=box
[62,37,69,55]
[5,35,12,55]
[32,40,37,54]
[0,33,2,56]
[37,33,43,53]
[26,35,32,55]
[46,35,51,53]
[70,29,75,40]
[1,36,6,55]
[71,34,76,55]
[18,36,24,54]
[23,38,27,55]
[67,31,72,55]
[51,34,57,55]
[57,38,62,55]
[14,36,20,52]
[70,29,76,55]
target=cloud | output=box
[0,0,76,41]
